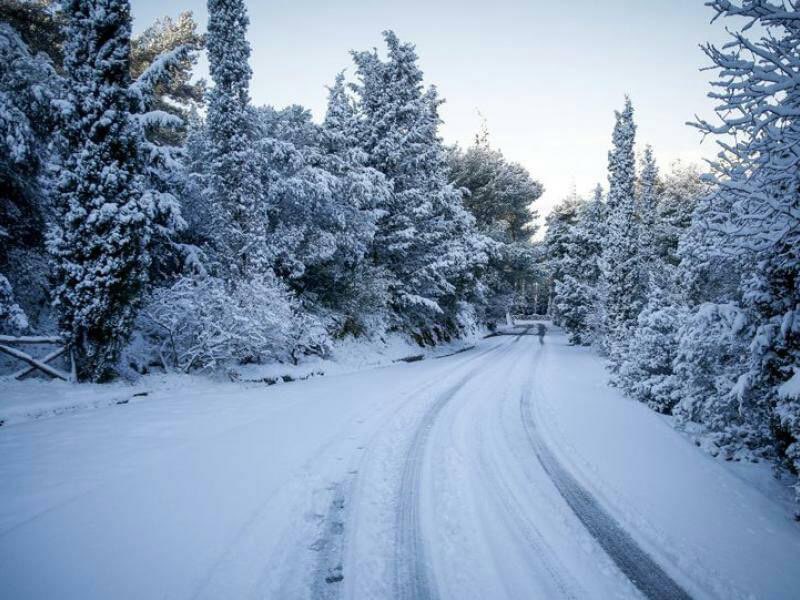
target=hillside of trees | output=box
[0,0,543,380]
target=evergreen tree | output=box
[205,0,266,279]
[562,185,607,344]
[50,0,172,381]
[601,97,644,367]
[0,21,61,330]
[637,145,660,272]
[0,273,28,334]
[314,73,392,334]
[654,162,704,268]
[253,78,391,336]
[130,11,204,146]
[545,184,607,344]
[618,282,686,412]
[542,194,582,324]
[351,31,490,338]
[692,1,800,495]
[448,126,542,323]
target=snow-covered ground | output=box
[1,325,798,599]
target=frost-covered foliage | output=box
[655,162,705,268]
[672,303,766,457]
[637,145,660,269]
[543,194,582,326]
[448,127,542,323]
[565,187,606,343]
[351,31,491,338]
[205,0,267,279]
[449,126,542,243]
[50,0,181,381]
[686,1,800,498]
[138,274,319,372]
[0,273,28,334]
[618,283,686,413]
[0,21,61,330]
[554,275,594,345]
[130,11,204,146]
[601,97,645,366]
[3,4,536,380]
[0,22,57,196]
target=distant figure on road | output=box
[537,322,546,344]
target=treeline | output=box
[544,2,800,507]
[0,0,544,380]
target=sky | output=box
[132,0,730,232]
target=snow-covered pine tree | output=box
[654,162,704,268]
[253,74,391,337]
[448,126,543,324]
[130,12,204,147]
[693,0,800,501]
[560,185,607,344]
[617,161,703,413]
[601,97,645,368]
[351,31,490,339]
[205,0,266,279]
[313,72,392,335]
[0,20,61,331]
[50,0,172,381]
[554,275,594,345]
[618,281,686,412]
[542,194,582,325]
[637,145,660,272]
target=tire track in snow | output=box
[393,338,520,600]
[520,385,693,600]
[309,340,507,600]
[471,340,581,599]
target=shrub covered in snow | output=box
[617,284,686,413]
[671,303,770,458]
[139,274,325,373]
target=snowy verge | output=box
[0,330,484,427]
[532,328,800,599]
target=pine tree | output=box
[50,0,161,381]
[0,21,61,330]
[618,282,686,412]
[294,72,392,335]
[206,0,266,279]
[542,194,582,324]
[351,31,490,337]
[666,1,800,503]
[637,145,660,272]
[655,162,704,268]
[554,275,594,345]
[601,97,644,367]
[544,184,607,344]
[448,125,543,324]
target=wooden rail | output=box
[0,336,74,382]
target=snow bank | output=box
[0,331,482,426]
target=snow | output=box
[0,331,481,427]
[779,369,800,401]
[532,328,800,599]
[0,326,798,599]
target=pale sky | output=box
[133,0,729,231]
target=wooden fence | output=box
[0,335,75,382]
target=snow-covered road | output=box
[1,326,799,599]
